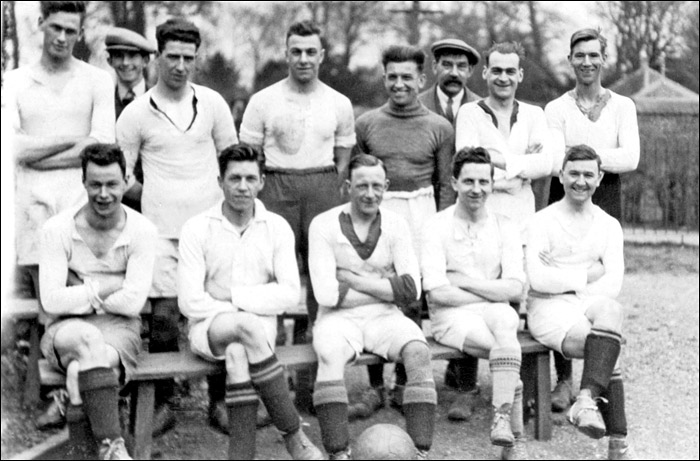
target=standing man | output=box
[309,154,436,460]
[544,29,639,412]
[39,144,157,460]
[117,18,238,435]
[456,42,553,238]
[4,0,114,305]
[105,26,155,212]
[239,20,356,411]
[418,37,483,421]
[178,144,323,460]
[526,145,630,460]
[350,44,453,419]
[421,147,528,459]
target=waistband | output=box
[383,185,435,200]
[265,165,337,175]
[528,290,576,299]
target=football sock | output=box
[77,367,121,442]
[225,381,258,460]
[489,346,522,408]
[600,369,627,437]
[313,380,349,455]
[249,355,299,435]
[580,329,622,398]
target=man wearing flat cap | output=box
[418,38,481,126]
[106,27,155,120]
[418,37,484,423]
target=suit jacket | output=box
[114,80,151,120]
[418,84,481,125]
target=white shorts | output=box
[313,304,426,362]
[151,238,179,298]
[527,294,610,353]
[381,186,436,260]
[430,302,514,351]
[188,312,277,362]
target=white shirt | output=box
[240,80,356,169]
[437,86,463,118]
[545,90,639,175]
[178,200,300,328]
[525,201,624,298]
[117,78,147,100]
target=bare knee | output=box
[54,324,106,361]
[401,341,431,368]
[236,314,268,347]
[224,343,249,382]
[489,304,520,334]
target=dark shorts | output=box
[40,314,142,381]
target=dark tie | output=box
[122,89,135,106]
[445,97,454,123]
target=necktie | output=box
[445,97,454,123]
[122,89,135,106]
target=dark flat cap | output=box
[105,27,155,54]
[431,38,480,65]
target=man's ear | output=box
[418,73,426,90]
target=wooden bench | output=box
[40,331,551,459]
[3,298,43,406]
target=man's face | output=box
[452,162,493,213]
[286,34,324,85]
[218,160,264,214]
[434,53,473,98]
[108,50,149,88]
[483,52,523,103]
[559,159,603,205]
[39,12,82,62]
[384,60,425,107]
[347,165,389,220]
[84,162,127,218]
[569,39,606,86]
[157,41,197,92]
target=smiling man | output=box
[309,154,436,460]
[455,42,553,239]
[526,145,630,460]
[38,144,157,460]
[351,45,454,419]
[240,20,356,412]
[543,28,639,416]
[116,17,238,436]
[178,144,323,460]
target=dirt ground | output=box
[2,244,698,460]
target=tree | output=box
[2,1,20,71]
[194,51,244,103]
[600,1,688,75]
[109,1,147,35]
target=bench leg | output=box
[23,320,42,406]
[533,352,552,441]
[130,381,155,460]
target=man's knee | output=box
[235,313,268,347]
[588,298,624,332]
[490,303,520,332]
[54,323,104,358]
[401,340,431,367]
[224,343,249,379]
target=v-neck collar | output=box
[149,84,199,132]
[477,99,520,130]
[338,211,382,260]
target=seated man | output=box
[39,144,158,460]
[526,145,630,460]
[309,154,436,460]
[177,144,323,460]
[421,147,528,459]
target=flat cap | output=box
[431,38,480,66]
[105,27,155,54]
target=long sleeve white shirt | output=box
[455,101,553,232]
[39,206,157,324]
[525,201,624,298]
[178,200,300,328]
[545,90,639,176]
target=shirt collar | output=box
[477,99,520,129]
[69,205,134,248]
[205,199,270,225]
[437,86,464,110]
[117,78,146,100]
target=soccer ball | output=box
[352,423,416,460]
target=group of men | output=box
[4,1,638,460]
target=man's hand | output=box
[539,250,554,267]
[587,260,605,283]
[525,143,543,155]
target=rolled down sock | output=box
[313,380,349,455]
[225,381,258,460]
[77,367,121,442]
[580,329,621,398]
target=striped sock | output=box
[489,346,522,408]
[313,380,349,455]
[511,380,524,437]
[581,329,622,398]
[600,369,627,437]
[225,381,258,460]
[249,355,300,435]
[403,379,437,451]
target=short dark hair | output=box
[569,28,607,56]
[348,154,387,180]
[40,1,86,21]
[484,42,525,67]
[452,147,494,179]
[218,143,265,178]
[155,18,201,52]
[286,20,322,45]
[382,45,425,72]
[562,144,602,171]
[81,143,127,180]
